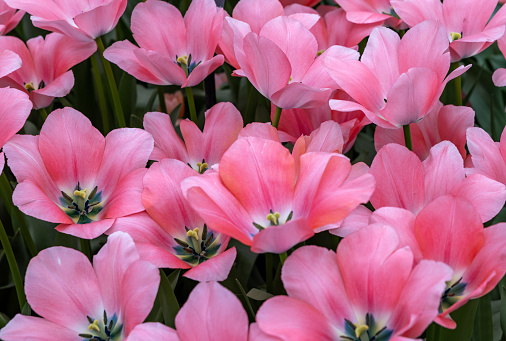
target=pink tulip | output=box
[493,28,506,86]
[392,0,506,62]
[0,33,96,109]
[467,126,506,186]
[0,0,23,35]
[128,282,248,341]
[144,102,243,171]
[375,103,475,160]
[104,0,225,88]
[280,0,319,7]
[230,14,359,108]
[182,136,374,253]
[334,0,400,27]
[369,141,506,223]
[324,20,470,128]
[3,108,153,239]
[252,224,452,340]
[4,0,126,41]
[0,87,32,173]
[0,232,160,341]
[368,196,506,328]
[108,158,236,282]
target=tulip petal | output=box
[183,247,237,282]
[251,217,314,253]
[0,315,81,341]
[127,322,180,341]
[143,111,189,162]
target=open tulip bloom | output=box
[3,107,154,239]
[0,0,24,35]
[0,232,160,341]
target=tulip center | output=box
[78,311,123,341]
[450,32,462,42]
[253,210,293,230]
[173,224,220,266]
[176,54,201,76]
[60,183,103,224]
[341,314,393,341]
[24,80,45,92]
[440,277,466,313]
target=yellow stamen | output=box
[197,162,208,174]
[177,55,188,65]
[186,227,199,240]
[317,49,325,57]
[450,32,461,41]
[74,188,87,199]
[24,82,35,91]
[88,319,100,332]
[354,324,369,338]
[266,212,281,225]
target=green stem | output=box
[403,124,413,152]
[39,107,48,121]
[265,253,273,293]
[235,278,255,321]
[80,238,92,261]
[451,62,462,106]
[279,252,288,266]
[426,323,442,341]
[157,86,167,115]
[0,173,37,257]
[0,217,27,310]
[491,92,496,141]
[91,53,110,133]
[244,83,255,125]
[185,87,197,124]
[95,36,126,128]
[272,106,282,129]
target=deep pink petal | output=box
[95,127,153,198]
[183,247,236,282]
[32,70,74,100]
[251,217,314,253]
[143,111,189,162]
[25,246,102,330]
[370,143,425,213]
[238,122,281,142]
[233,0,283,34]
[72,0,126,39]
[255,296,335,341]
[438,105,475,159]
[132,48,188,85]
[0,87,31,147]
[127,322,180,341]
[467,127,506,185]
[249,322,283,341]
[415,195,484,273]
[271,82,332,109]
[175,282,249,341]
[38,107,105,191]
[0,49,21,78]
[183,55,224,87]
[0,315,81,341]
[332,205,372,237]
[443,0,496,38]
[390,0,443,28]
[282,245,354,327]
[56,218,114,239]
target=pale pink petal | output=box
[95,128,153,198]
[390,0,443,28]
[238,122,281,142]
[175,282,249,341]
[143,111,189,162]
[467,127,506,185]
[0,87,31,147]
[25,246,102,330]
[249,323,283,341]
[183,247,237,282]
[251,217,314,253]
[233,0,283,34]
[415,195,484,273]
[38,108,105,191]
[450,174,506,223]
[56,218,114,239]
[0,49,21,78]
[255,296,335,341]
[332,205,372,237]
[127,323,180,341]
[271,82,332,109]
[0,152,3,173]
[183,55,224,87]
[73,0,126,39]
[324,8,377,48]
[438,105,475,159]
[369,143,425,213]
[0,315,81,341]
[282,245,354,326]
[494,68,506,87]
[132,48,188,85]
[30,17,93,42]
[103,168,146,218]
[443,0,496,38]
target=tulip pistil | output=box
[341,314,393,341]
[174,224,218,266]
[78,311,122,341]
[450,32,462,42]
[60,183,103,224]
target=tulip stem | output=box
[185,87,197,124]
[0,172,37,257]
[80,238,92,261]
[403,124,413,151]
[451,62,462,106]
[426,323,442,341]
[157,86,168,115]
[272,106,282,129]
[95,36,126,128]
[39,107,48,121]
[0,217,26,311]
[91,53,110,133]
[279,252,288,266]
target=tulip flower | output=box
[182,136,374,253]
[334,0,400,27]
[493,29,506,87]
[144,102,243,171]
[392,0,506,61]
[3,108,153,239]
[368,196,506,328]
[0,0,24,35]
[4,0,126,41]
[375,103,475,160]
[324,20,469,128]
[128,282,248,341]
[0,232,159,341]
[104,0,225,88]
[0,87,32,172]
[0,33,96,109]
[252,225,452,340]
[109,159,236,282]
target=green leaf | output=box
[500,286,506,336]
[247,288,273,301]
[439,299,478,341]
[158,269,180,328]
[21,302,31,316]
[0,312,10,329]
[473,294,493,341]
[118,72,137,126]
[167,269,180,291]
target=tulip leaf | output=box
[500,286,506,336]
[247,288,273,301]
[158,269,180,328]
[0,312,10,329]
[21,302,31,316]
[439,299,478,341]
[473,294,493,341]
